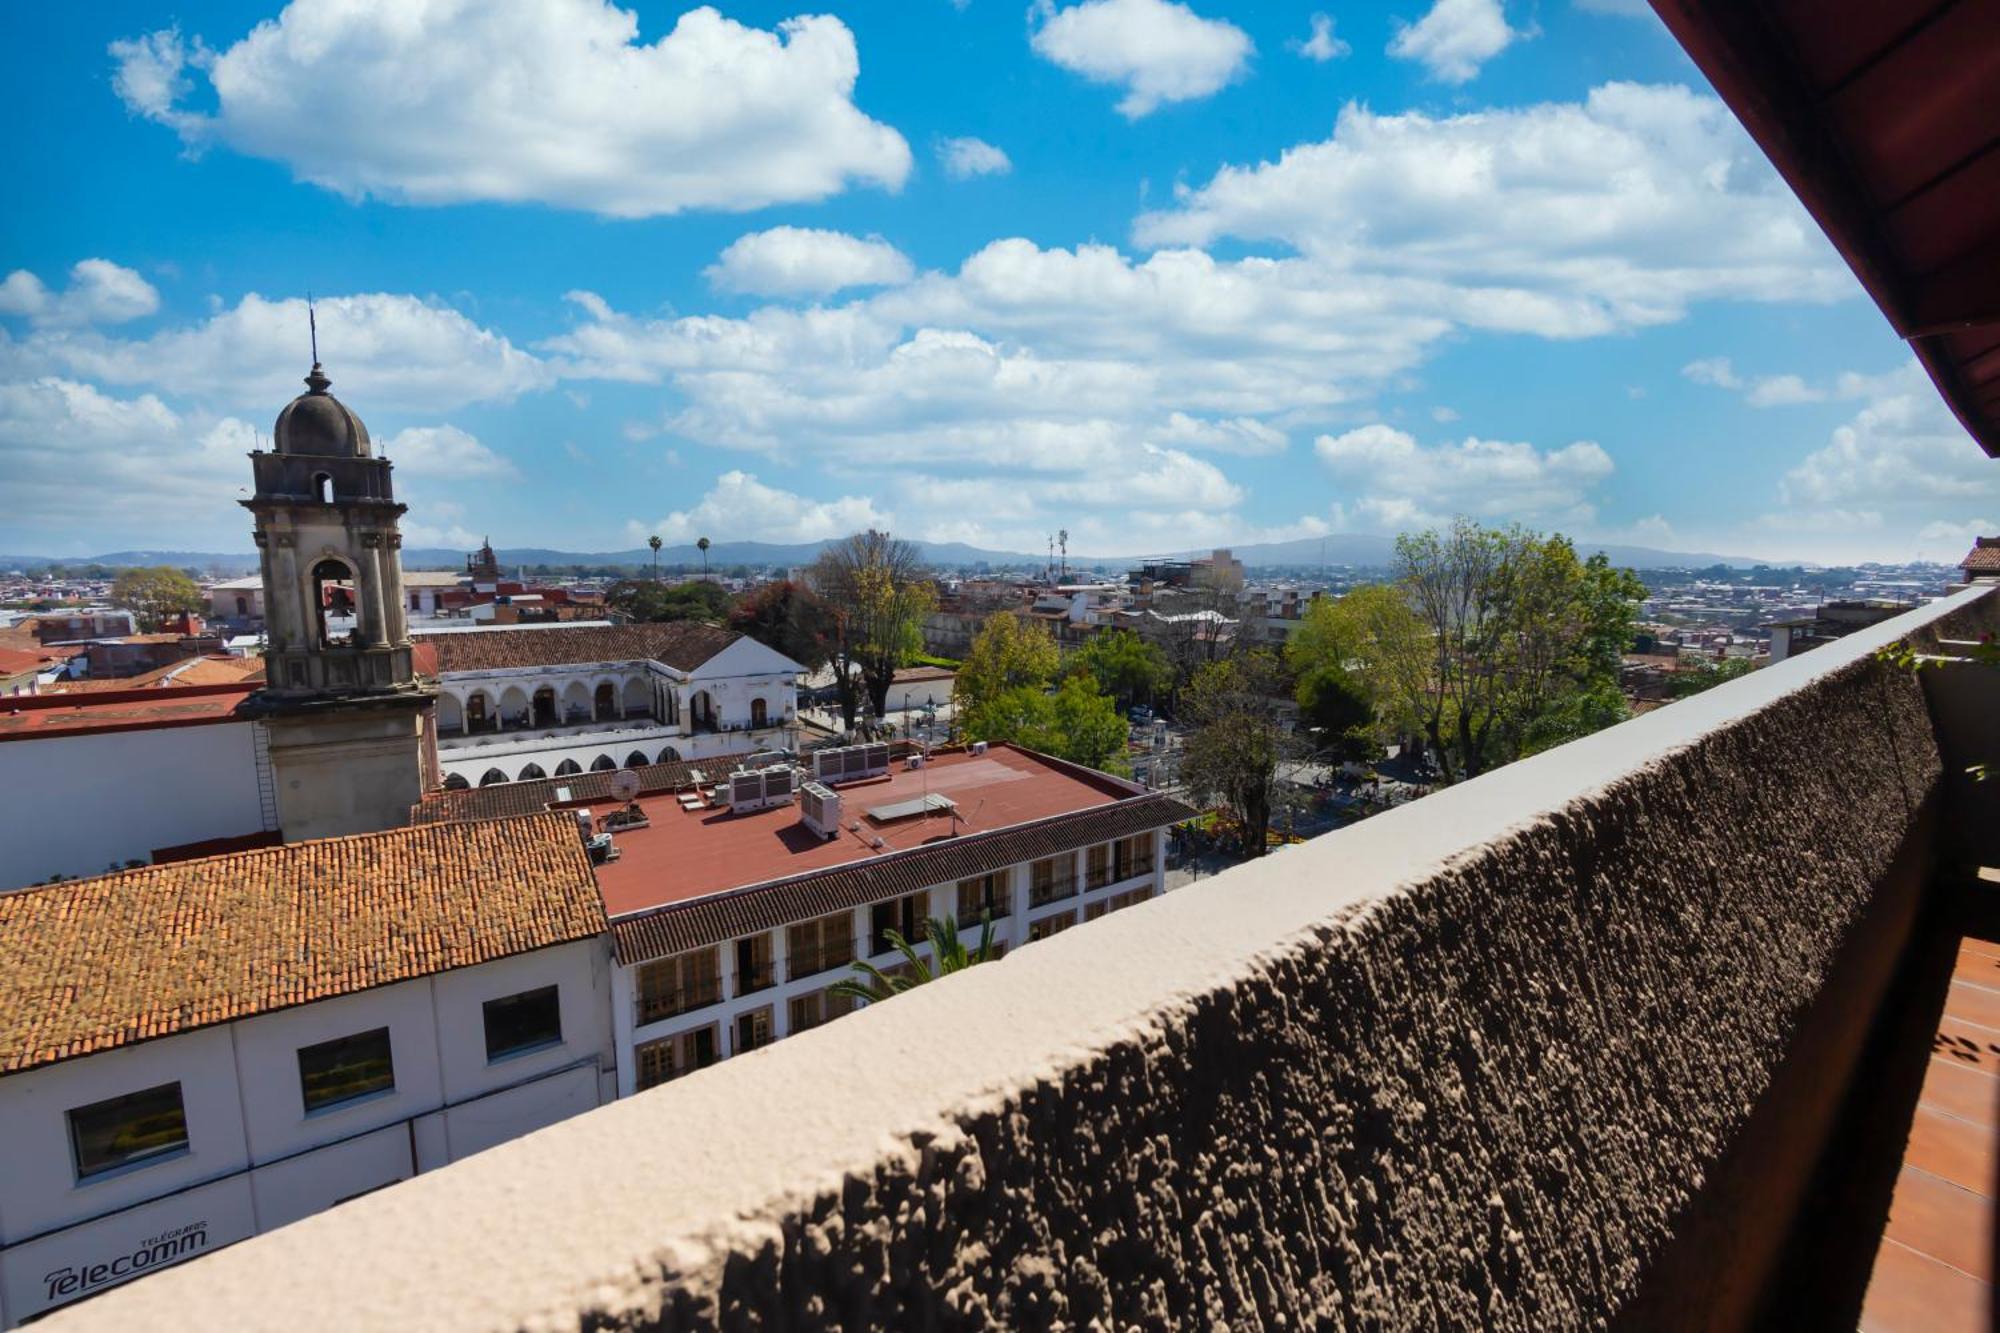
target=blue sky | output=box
[1,0,1990,563]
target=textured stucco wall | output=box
[44,586,1995,1332]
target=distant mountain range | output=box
[4,533,1803,576]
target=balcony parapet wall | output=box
[48,585,1998,1331]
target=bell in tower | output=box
[243,358,436,841]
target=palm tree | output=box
[830,913,996,1006]
[648,534,662,581]
[697,535,711,578]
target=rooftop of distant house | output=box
[585,743,1178,921]
[1962,537,2000,573]
[0,682,260,741]
[0,812,605,1075]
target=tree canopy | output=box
[955,612,1060,715]
[1178,651,1293,856]
[955,615,1130,774]
[807,531,937,723]
[606,577,732,625]
[110,566,202,631]
[728,579,835,674]
[1069,628,1168,709]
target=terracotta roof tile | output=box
[412,758,707,824]
[1960,539,2000,573]
[0,813,605,1074]
[414,622,741,674]
[609,792,1195,964]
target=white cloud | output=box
[1389,0,1519,84]
[380,425,518,479]
[0,260,160,328]
[0,289,550,414]
[1315,423,1614,528]
[1029,0,1253,119]
[0,378,254,545]
[1137,84,1852,335]
[1682,357,1828,407]
[1431,405,1460,423]
[401,500,484,552]
[705,228,914,298]
[1752,361,1995,560]
[110,1,911,218]
[1573,0,1653,16]
[1291,14,1351,62]
[625,471,892,545]
[938,136,1012,179]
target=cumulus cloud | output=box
[1682,357,1828,406]
[625,471,892,545]
[0,289,550,414]
[0,377,254,545]
[400,499,484,551]
[1137,83,1852,335]
[1315,423,1615,529]
[1291,14,1351,62]
[109,1,911,217]
[380,425,518,479]
[1029,0,1253,119]
[1389,0,1519,84]
[938,136,1012,179]
[0,260,160,328]
[704,228,914,298]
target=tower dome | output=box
[273,363,371,458]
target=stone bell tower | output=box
[243,358,435,841]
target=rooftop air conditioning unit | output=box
[970,740,988,755]
[799,781,842,840]
[907,754,925,770]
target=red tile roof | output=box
[0,683,260,742]
[1960,538,2000,574]
[413,622,742,674]
[0,812,606,1075]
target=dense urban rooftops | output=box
[0,812,605,1075]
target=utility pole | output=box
[1059,528,1068,581]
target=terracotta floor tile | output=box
[1931,1014,2000,1074]
[1956,945,2000,988]
[1961,934,2000,963]
[1882,1166,1995,1282]
[1922,1056,2000,1129]
[1901,1104,1999,1197]
[1859,1238,1993,1333]
[1945,978,2000,1032]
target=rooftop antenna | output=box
[1059,528,1068,581]
[307,292,319,365]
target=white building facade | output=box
[420,625,805,787]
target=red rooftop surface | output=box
[587,744,1138,918]
[0,682,259,741]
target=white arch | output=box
[553,759,583,777]
[519,762,548,781]
[590,754,618,772]
[658,745,682,764]
[622,674,650,714]
[478,768,509,787]
[442,772,471,790]
[625,750,651,769]
[436,691,464,731]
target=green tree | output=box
[648,534,661,580]
[606,578,732,624]
[1290,582,1431,751]
[111,566,202,631]
[1179,651,1293,856]
[808,531,937,723]
[1070,628,1168,710]
[1295,665,1374,758]
[830,913,997,1006]
[956,612,1059,716]
[959,675,1132,776]
[728,580,835,674]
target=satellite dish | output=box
[610,769,642,802]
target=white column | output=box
[1007,865,1029,951]
[770,929,792,1038]
[611,965,637,1098]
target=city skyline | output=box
[1,0,1991,565]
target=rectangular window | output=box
[68,1083,188,1180]
[1085,843,1112,891]
[483,984,562,1062]
[734,1006,774,1056]
[1028,855,1076,908]
[787,911,855,981]
[297,1027,395,1113]
[1084,899,1108,922]
[1113,834,1155,883]
[1110,886,1153,913]
[635,1024,718,1091]
[956,871,1010,926]
[869,890,928,956]
[734,934,774,997]
[1028,911,1078,943]
[788,987,857,1034]
[635,947,721,1025]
